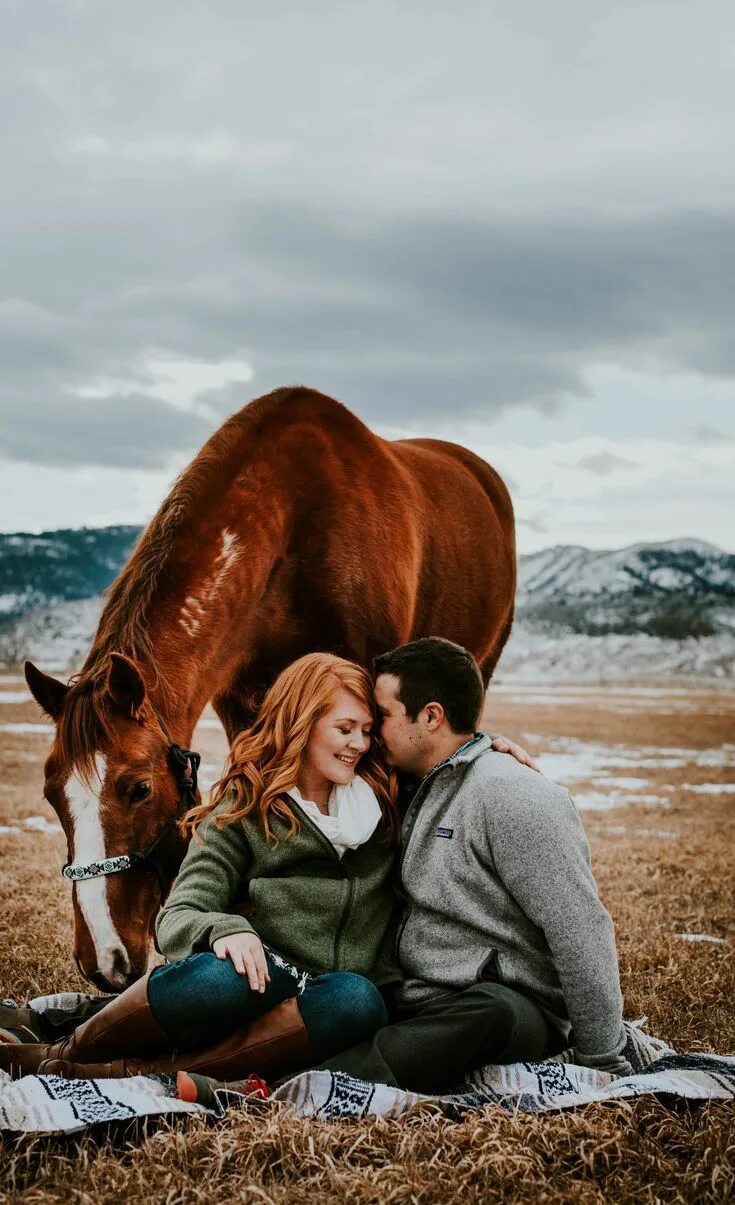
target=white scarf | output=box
[288,776,382,858]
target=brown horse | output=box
[25,387,515,991]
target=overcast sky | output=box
[1,1,733,552]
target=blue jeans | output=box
[147,951,387,1061]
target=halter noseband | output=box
[61,707,201,891]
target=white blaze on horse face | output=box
[179,526,241,637]
[65,754,131,989]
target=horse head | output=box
[25,653,196,992]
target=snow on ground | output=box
[532,737,735,811]
[675,782,735,794]
[492,689,708,713]
[675,934,727,944]
[0,722,54,734]
[0,816,62,836]
[573,790,666,810]
[22,815,62,834]
[496,626,735,681]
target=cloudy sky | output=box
[1,1,733,552]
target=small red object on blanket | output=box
[176,1070,270,1108]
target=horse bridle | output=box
[61,707,201,892]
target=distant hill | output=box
[517,539,735,638]
[0,527,140,619]
[0,526,733,676]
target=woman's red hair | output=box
[181,652,400,843]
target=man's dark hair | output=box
[373,637,484,733]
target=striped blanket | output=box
[1,996,733,1135]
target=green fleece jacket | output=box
[155,794,400,985]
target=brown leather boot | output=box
[40,998,311,1085]
[0,1003,48,1045]
[0,972,169,1080]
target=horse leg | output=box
[211,688,260,745]
[212,658,277,743]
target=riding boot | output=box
[0,1002,49,1045]
[0,972,169,1080]
[40,998,311,1087]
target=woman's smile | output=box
[296,687,374,803]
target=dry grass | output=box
[0,679,733,1203]
[1,1101,733,1204]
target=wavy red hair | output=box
[182,652,400,843]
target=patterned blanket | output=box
[1,996,733,1135]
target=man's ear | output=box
[423,702,445,731]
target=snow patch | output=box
[675,783,735,795]
[23,815,62,834]
[674,933,727,944]
[532,737,734,810]
[0,722,54,734]
[575,791,667,811]
[496,627,735,681]
[0,816,63,836]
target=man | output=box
[320,636,631,1093]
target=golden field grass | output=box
[0,673,733,1203]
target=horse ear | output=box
[106,653,147,719]
[25,661,69,719]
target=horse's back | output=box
[376,436,515,672]
[390,436,514,533]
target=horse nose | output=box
[112,946,132,981]
[90,945,134,993]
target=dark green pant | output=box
[317,982,553,1094]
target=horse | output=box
[25,386,516,992]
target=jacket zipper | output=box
[286,794,342,865]
[397,737,485,890]
[283,793,355,970]
[333,875,355,970]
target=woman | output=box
[1,653,402,1086]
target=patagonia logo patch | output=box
[435,826,454,839]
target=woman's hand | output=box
[212,932,271,993]
[490,735,540,773]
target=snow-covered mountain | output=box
[0,527,139,618]
[1,527,733,678]
[517,539,735,638]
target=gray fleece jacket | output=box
[396,734,629,1072]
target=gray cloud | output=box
[564,451,638,475]
[2,3,735,467]
[518,514,550,535]
[686,423,732,445]
[1,393,212,468]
